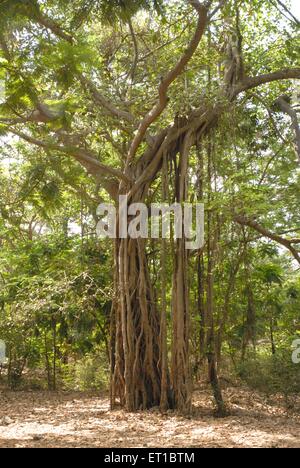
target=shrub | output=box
[238,349,300,398]
[62,352,109,391]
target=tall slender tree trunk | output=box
[206,232,226,416]
[270,315,276,356]
[216,251,243,363]
[197,254,206,363]
[206,135,227,417]
[197,142,206,363]
[171,132,193,414]
[159,155,171,412]
[241,260,256,360]
[52,319,57,391]
[44,332,52,391]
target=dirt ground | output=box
[0,385,299,448]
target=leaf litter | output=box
[0,384,299,448]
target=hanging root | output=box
[111,235,163,411]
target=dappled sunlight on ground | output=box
[0,386,299,448]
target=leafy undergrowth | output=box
[0,385,299,448]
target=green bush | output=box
[238,349,300,398]
[62,352,109,391]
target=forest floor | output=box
[0,384,299,448]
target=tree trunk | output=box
[197,142,206,364]
[197,254,206,364]
[52,319,57,391]
[159,155,171,412]
[172,236,191,413]
[44,332,52,391]
[170,132,193,414]
[270,315,276,356]
[206,241,226,416]
[111,235,168,411]
[206,134,227,417]
[241,275,256,360]
[216,251,243,363]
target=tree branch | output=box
[22,5,135,125]
[275,95,300,164]
[77,74,135,124]
[9,129,130,184]
[138,27,189,62]
[250,92,289,146]
[127,0,208,163]
[0,32,11,61]
[272,0,300,26]
[30,3,73,43]
[208,0,227,20]
[128,18,139,81]
[237,68,300,94]
[235,215,300,264]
